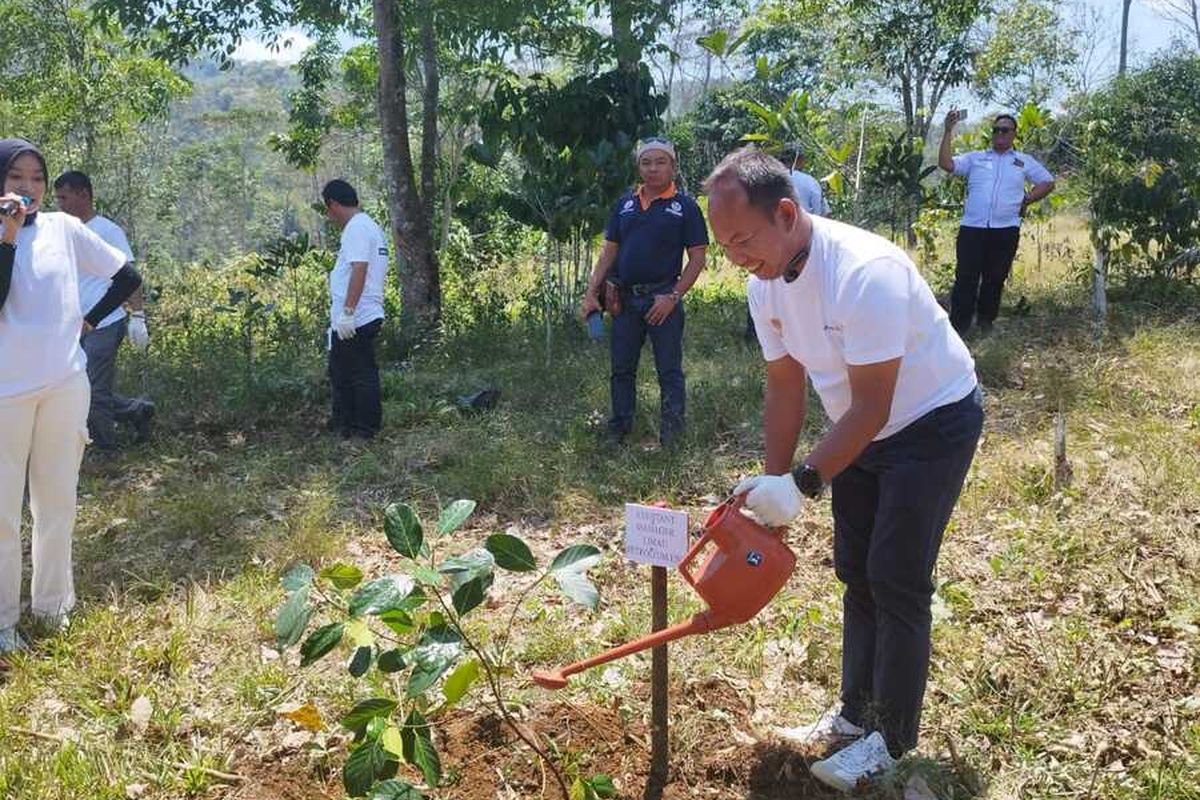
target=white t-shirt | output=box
[789,170,828,215]
[748,215,977,441]
[329,212,389,328]
[952,148,1053,229]
[79,215,134,330]
[0,212,127,397]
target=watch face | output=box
[798,465,823,498]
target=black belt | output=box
[626,280,676,297]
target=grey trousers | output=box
[80,319,147,449]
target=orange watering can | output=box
[532,495,796,689]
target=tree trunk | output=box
[611,0,638,74]
[1119,0,1132,76]
[1091,238,1108,319]
[1191,0,1200,50]
[373,0,441,340]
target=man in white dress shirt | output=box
[939,111,1055,335]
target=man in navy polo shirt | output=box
[581,137,708,446]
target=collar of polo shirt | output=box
[636,181,677,211]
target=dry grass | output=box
[0,219,1197,799]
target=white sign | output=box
[624,503,689,568]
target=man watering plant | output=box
[939,110,1055,336]
[579,137,708,447]
[705,148,982,791]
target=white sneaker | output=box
[0,626,27,655]
[810,731,897,792]
[774,709,865,748]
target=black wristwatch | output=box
[792,463,824,499]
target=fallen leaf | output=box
[279,702,325,732]
[129,696,152,736]
[125,784,148,799]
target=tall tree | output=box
[973,0,1082,108]
[100,0,592,342]
[839,0,991,143]
[1120,0,1133,75]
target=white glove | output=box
[733,473,805,527]
[334,307,357,340]
[127,313,150,352]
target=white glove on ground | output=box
[127,313,150,352]
[334,308,357,340]
[734,473,805,527]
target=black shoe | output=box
[132,402,155,443]
[605,428,628,447]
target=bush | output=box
[1080,54,1200,283]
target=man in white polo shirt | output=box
[939,111,1055,335]
[322,179,389,439]
[54,171,155,451]
[705,148,983,791]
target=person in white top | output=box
[0,138,142,656]
[323,179,390,439]
[938,110,1055,335]
[704,148,983,791]
[54,171,155,451]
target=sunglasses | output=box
[992,126,1015,134]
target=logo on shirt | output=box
[666,201,683,217]
[621,199,636,214]
[823,324,843,333]
[378,247,388,256]
[1013,158,1025,168]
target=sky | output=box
[232,2,1194,76]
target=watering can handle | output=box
[678,494,745,589]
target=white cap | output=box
[636,137,676,161]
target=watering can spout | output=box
[532,496,797,691]
[532,612,722,690]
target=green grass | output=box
[1,219,1198,799]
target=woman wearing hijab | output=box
[0,138,142,655]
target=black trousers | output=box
[832,386,983,755]
[328,318,383,437]
[950,225,1020,334]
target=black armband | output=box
[0,242,14,309]
[85,263,142,327]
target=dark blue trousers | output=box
[832,385,983,755]
[608,294,685,443]
[329,317,383,438]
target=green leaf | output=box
[442,659,481,707]
[410,566,443,586]
[485,534,537,572]
[549,544,602,573]
[406,625,464,698]
[320,563,365,590]
[348,645,372,677]
[570,777,588,800]
[343,736,399,797]
[554,571,600,610]
[300,623,344,667]
[451,576,487,616]
[755,54,769,82]
[349,575,417,617]
[590,774,617,797]
[438,548,495,592]
[695,30,728,57]
[342,697,398,736]
[370,780,424,800]
[377,648,407,674]
[274,585,311,649]
[378,610,415,636]
[436,500,476,536]
[400,708,441,787]
[281,563,315,592]
[383,503,423,558]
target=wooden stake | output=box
[646,565,669,798]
